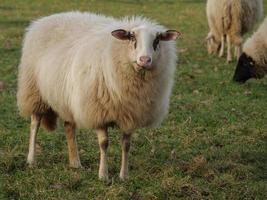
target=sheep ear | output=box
[159,30,181,41]
[111,29,130,40]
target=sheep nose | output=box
[139,56,152,68]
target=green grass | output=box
[1,0,267,199]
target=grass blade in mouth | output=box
[139,68,146,79]
[131,61,146,79]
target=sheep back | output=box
[243,17,267,67]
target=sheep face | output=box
[112,27,179,72]
[233,53,266,83]
[206,32,220,54]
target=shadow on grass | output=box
[106,0,175,5]
[0,19,29,28]
[181,0,205,3]
[0,154,27,174]
[0,5,14,11]
[240,150,267,181]
[0,48,19,53]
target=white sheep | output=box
[17,12,180,180]
[206,0,263,62]
[233,17,267,83]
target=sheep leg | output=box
[27,114,42,167]
[120,133,131,180]
[96,128,109,181]
[64,122,81,168]
[235,45,241,60]
[227,35,232,63]
[219,35,225,57]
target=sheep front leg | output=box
[64,122,81,168]
[96,128,109,181]
[120,133,131,180]
[219,35,225,57]
[27,114,42,167]
[227,35,232,63]
[235,45,241,60]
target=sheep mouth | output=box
[132,61,152,72]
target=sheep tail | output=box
[41,108,58,132]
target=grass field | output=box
[0,0,267,199]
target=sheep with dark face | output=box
[233,17,267,83]
[17,12,180,180]
[206,0,263,62]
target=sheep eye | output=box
[128,32,135,41]
[129,33,137,49]
[153,37,160,51]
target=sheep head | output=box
[233,53,266,83]
[206,32,221,55]
[111,27,180,72]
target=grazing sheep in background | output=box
[206,0,263,62]
[233,17,267,83]
[17,12,180,181]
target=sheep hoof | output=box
[69,162,82,169]
[119,177,128,181]
[119,173,129,181]
[27,161,35,168]
[99,175,109,182]
[70,164,82,169]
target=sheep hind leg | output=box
[64,122,81,168]
[96,128,109,181]
[227,35,232,63]
[120,133,131,181]
[219,35,225,57]
[27,114,42,167]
